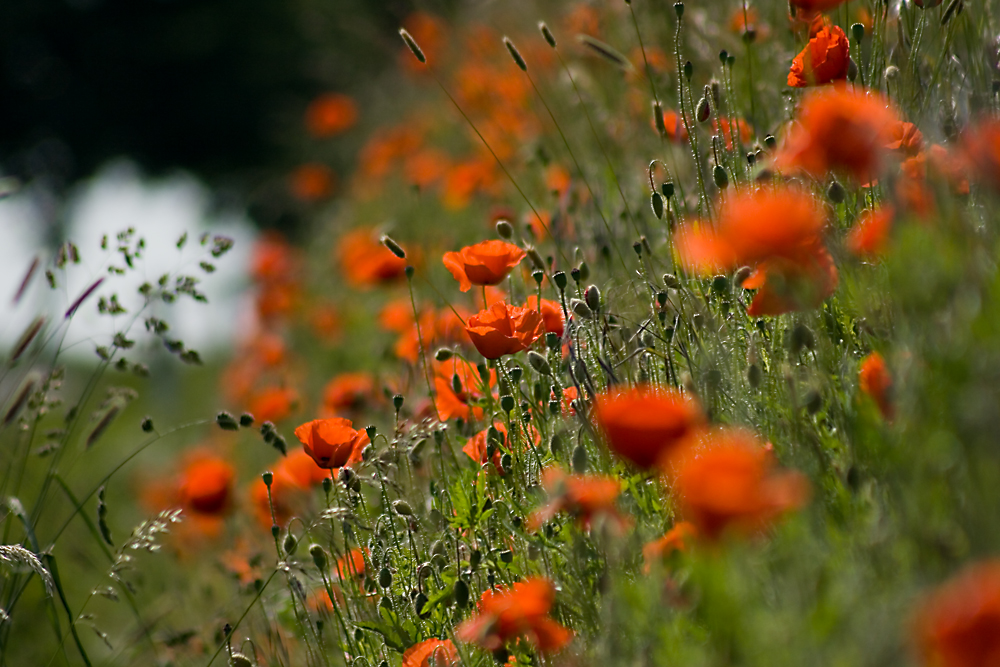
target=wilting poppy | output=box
[592,384,705,469]
[642,521,697,573]
[443,240,527,292]
[676,187,827,274]
[305,93,359,138]
[528,467,627,532]
[402,639,458,667]
[740,245,839,317]
[465,302,545,359]
[290,163,336,201]
[914,560,1000,667]
[525,295,564,337]
[774,84,900,182]
[293,418,369,470]
[323,372,375,413]
[455,578,573,654]
[338,228,409,287]
[788,25,849,87]
[179,456,235,516]
[859,351,893,420]
[671,428,810,541]
[848,206,896,258]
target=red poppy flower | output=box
[642,521,697,573]
[293,418,368,470]
[848,206,896,258]
[250,450,328,527]
[443,240,527,292]
[740,245,839,317]
[335,548,368,580]
[433,358,495,422]
[323,372,375,413]
[338,228,409,287]
[788,25,850,87]
[290,163,336,201]
[305,93,358,138]
[465,302,545,360]
[179,456,235,516]
[528,467,627,532]
[463,422,508,474]
[676,187,828,275]
[789,0,852,13]
[671,429,810,541]
[713,117,753,150]
[248,386,299,424]
[592,385,705,469]
[885,121,924,156]
[914,560,1000,667]
[455,578,573,654]
[402,639,458,667]
[525,295,564,337]
[251,232,296,282]
[960,119,1000,192]
[774,84,900,182]
[859,352,893,420]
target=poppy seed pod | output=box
[585,285,601,312]
[500,395,516,413]
[662,182,675,199]
[553,271,568,290]
[851,23,865,42]
[674,2,684,19]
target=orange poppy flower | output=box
[443,240,526,292]
[358,125,423,181]
[250,450,328,527]
[671,428,810,541]
[465,302,545,360]
[545,164,572,196]
[338,228,409,287]
[310,302,342,341]
[885,121,924,156]
[433,358,495,422]
[380,298,417,334]
[960,119,1000,192]
[402,639,458,667]
[528,467,626,532]
[251,232,296,282]
[305,93,358,138]
[290,163,336,201]
[848,206,896,258]
[179,456,235,516]
[463,422,508,474]
[396,307,471,363]
[248,386,298,423]
[858,352,893,420]
[653,108,689,143]
[740,245,839,317]
[914,560,1000,667]
[293,418,369,470]
[455,578,573,654]
[335,547,368,580]
[592,384,705,469]
[525,295,564,337]
[788,25,849,87]
[323,372,375,413]
[713,117,753,150]
[642,521,697,573]
[442,157,499,209]
[729,6,770,40]
[676,187,827,274]
[774,84,900,182]
[789,0,852,13]
[404,148,451,189]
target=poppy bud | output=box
[500,395,515,413]
[713,165,729,189]
[435,348,452,362]
[790,323,815,354]
[477,362,490,384]
[585,285,601,312]
[271,524,280,539]
[141,416,154,432]
[365,425,377,442]
[454,579,470,608]
[362,444,375,462]
[283,532,298,556]
[539,22,557,48]
[578,261,590,281]
[572,444,589,473]
[847,58,858,82]
[633,240,643,255]
[663,273,681,289]
[571,267,582,283]
[653,102,666,136]
[748,363,763,388]
[805,389,822,415]
[885,65,899,81]
[230,653,252,667]
[764,134,777,150]
[683,61,693,81]
[262,471,273,487]
[553,271,568,290]
[710,81,721,108]
[309,544,328,571]
[734,266,753,287]
[338,466,356,485]
[378,567,393,589]
[851,23,865,42]
[452,373,463,393]
[399,28,427,64]
[662,182,675,199]
[322,477,333,494]
[499,550,514,563]
[696,97,711,123]
[503,37,528,72]
[546,332,560,350]
[528,351,551,375]
[526,247,546,271]
[392,500,414,516]
[747,151,757,166]
[674,2,684,19]
[496,219,514,239]
[381,235,406,259]
[571,299,593,319]
[827,181,846,204]
[239,413,254,427]
[712,275,729,294]
[650,191,664,219]
[405,265,415,280]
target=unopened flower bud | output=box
[262,471,273,487]
[674,2,684,19]
[435,348,452,362]
[663,273,681,289]
[392,500,414,516]
[283,532,298,556]
[571,299,593,319]
[885,65,899,80]
[747,363,763,389]
[661,182,675,199]
[527,351,550,374]
[696,96,711,123]
[847,57,858,82]
[309,544,328,570]
[585,285,601,312]
[496,219,514,239]
[734,266,753,287]
[500,394,515,413]
[378,567,393,589]
[650,191,664,219]
[827,181,846,204]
